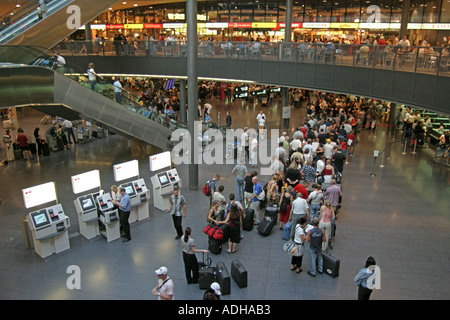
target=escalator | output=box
[0,0,118,48]
[0,45,188,151]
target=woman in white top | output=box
[319,200,335,253]
[290,217,307,273]
[250,134,258,167]
[180,227,208,285]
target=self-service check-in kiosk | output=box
[119,178,150,223]
[27,204,71,259]
[74,194,99,240]
[150,168,182,211]
[96,192,120,242]
[74,192,120,242]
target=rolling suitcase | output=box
[29,142,37,155]
[42,142,50,156]
[198,251,212,269]
[257,205,278,236]
[208,237,222,255]
[231,259,247,288]
[215,261,231,295]
[13,143,23,160]
[199,266,216,290]
[265,205,278,219]
[242,208,254,231]
[322,253,340,278]
[282,222,292,240]
[257,215,277,236]
[56,136,64,150]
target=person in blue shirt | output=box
[354,256,377,300]
[248,176,263,224]
[112,187,132,243]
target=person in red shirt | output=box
[293,181,309,199]
[347,130,355,157]
[17,127,33,160]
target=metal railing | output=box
[51,40,450,77]
[0,45,189,131]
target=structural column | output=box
[400,0,411,39]
[187,0,199,190]
[281,0,293,130]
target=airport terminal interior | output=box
[1,0,450,301]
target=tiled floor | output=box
[0,97,449,300]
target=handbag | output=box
[203,224,224,240]
[283,240,304,257]
[256,189,265,201]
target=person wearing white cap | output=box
[151,266,174,300]
[203,282,221,300]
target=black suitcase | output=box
[42,142,50,156]
[199,266,216,290]
[265,205,278,219]
[231,259,248,288]
[208,237,222,255]
[14,148,23,160]
[215,261,231,295]
[29,142,37,155]
[242,208,254,231]
[257,215,277,236]
[198,252,212,269]
[322,253,340,278]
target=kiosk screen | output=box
[122,183,136,197]
[79,195,96,212]
[30,210,51,229]
[157,172,170,186]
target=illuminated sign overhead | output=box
[22,182,57,209]
[149,151,172,172]
[71,170,101,194]
[113,160,139,182]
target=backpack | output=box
[202,180,212,197]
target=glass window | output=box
[390,0,403,23]
[217,2,230,22]
[254,1,266,22]
[145,7,155,23]
[266,0,279,22]
[207,2,218,22]
[304,0,318,22]
[345,0,362,22]
[332,0,348,22]
[360,0,391,23]
[293,0,305,22]
[423,0,439,23]
[410,0,425,23]
[317,0,332,21]
[441,0,450,23]
[230,0,241,22]
[241,2,254,22]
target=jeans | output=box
[309,204,321,222]
[236,178,244,202]
[90,80,97,91]
[250,200,261,223]
[290,214,306,240]
[309,247,323,275]
[65,128,76,144]
[115,92,122,105]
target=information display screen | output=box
[30,210,51,229]
[157,172,170,187]
[121,182,136,197]
[78,195,96,212]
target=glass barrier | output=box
[0,45,189,132]
[51,40,450,77]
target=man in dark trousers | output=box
[112,187,132,243]
[167,187,186,240]
[332,146,347,176]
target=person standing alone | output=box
[167,187,186,240]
